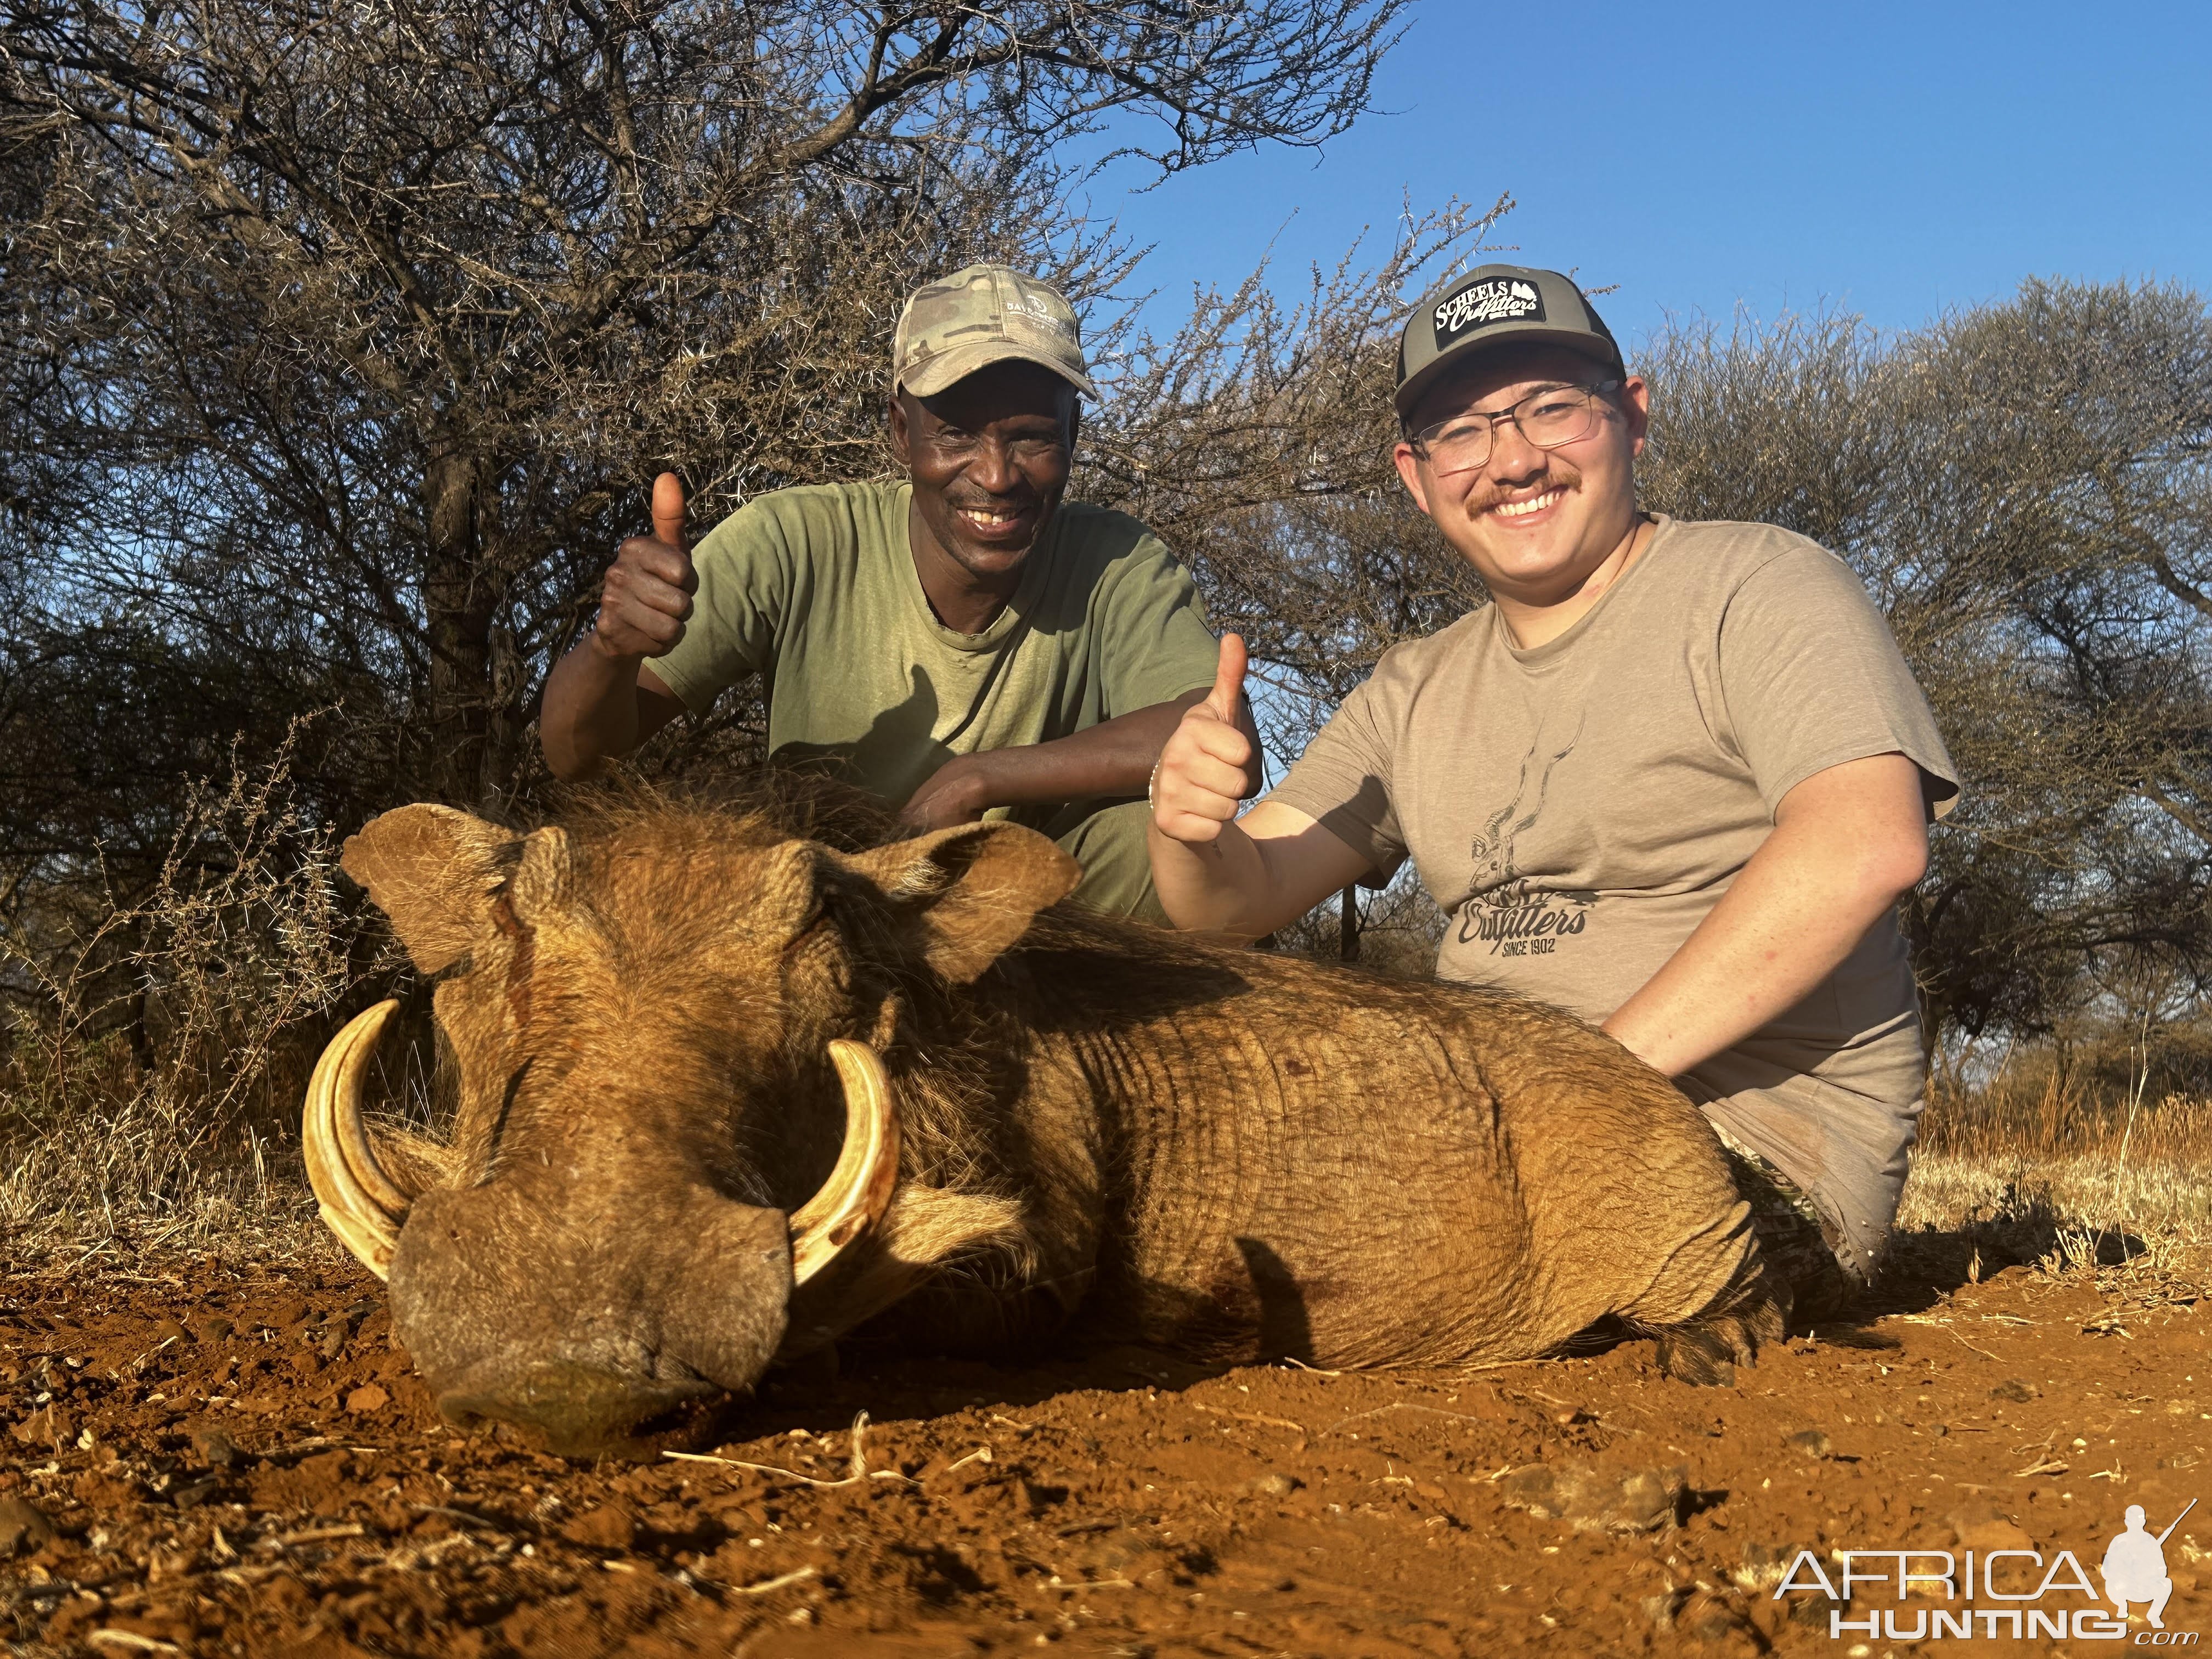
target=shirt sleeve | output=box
[1718,546,1961,817]
[1260,673,1408,883]
[646,496,797,715]
[1094,532,1223,716]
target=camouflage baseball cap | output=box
[893,263,1098,400]
[1395,264,1625,424]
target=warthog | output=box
[308,792,1785,1458]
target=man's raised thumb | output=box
[651,471,686,550]
[1205,632,1248,721]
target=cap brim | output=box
[898,340,1097,400]
[1395,326,1624,422]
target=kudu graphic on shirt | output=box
[1454,713,1600,957]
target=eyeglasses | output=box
[1407,380,1623,477]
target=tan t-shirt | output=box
[650,481,1221,820]
[1267,515,1959,1274]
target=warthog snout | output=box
[436,1364,724,1460]
[387,1179,797,1459]
[304,968,906,1458]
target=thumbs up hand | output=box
[592,471,699,660]
[1150,633,1255,844]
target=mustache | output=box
[1466,462,1579,515]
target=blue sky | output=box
[1087,0,2212,351]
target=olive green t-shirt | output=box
[1266,516,1960,1276]
[649,481,1222,819]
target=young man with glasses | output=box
[1148,263,1957,1321]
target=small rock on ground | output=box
[189,1425,243,1470]
[1497,1461,1689,1534]
[0,1496,57,1555]
[1782,1427,1832,1459]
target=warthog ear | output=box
[341,804,522,974]
[840,822,1079,984]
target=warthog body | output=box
[318,791,1782,1457]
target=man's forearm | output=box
[1604,753,1929,1076]
[1146,816,1282,938]
[1148,798,1375,940]
[961,692,1257,810]
[1601,821,1919,1077]
[541,637,645,781]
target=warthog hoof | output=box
[437,1362,726,1460]
[1652,1276,1791,1387]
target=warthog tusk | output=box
[303,999,410,1280]
[788,1040,902,1286]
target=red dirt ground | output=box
[1,1232,2204,1657]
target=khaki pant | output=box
[1708,1121,1862,1324]
[1024,798,1166,923]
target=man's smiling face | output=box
[1393,343,1649,607]
[890,360,1078,585]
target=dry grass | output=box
[0,729,385,1265]
[1900,1149,2210,1246]
[1906,1071,2212,1245]
[1921,1065,2212,1166]
[1894,1068,2211,1314]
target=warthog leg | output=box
[1651,1263,1792,1386]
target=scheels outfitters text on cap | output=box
[1395,264,1625,425]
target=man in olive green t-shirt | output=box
[542,263,1256,918]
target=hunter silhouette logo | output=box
[1774,1496,2200,1643]
[2106,1501,2193,1629]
